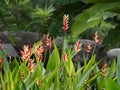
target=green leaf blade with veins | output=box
[71,2,120,39]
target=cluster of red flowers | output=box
[63,14,69,34]
[35,42,44,61]
[20,34,52,73]
[85,43,92,54]
[27,59,36,73]
[93,32,102,44]
[44,34,52,50]
[63,52,67,62]
[0,39,3,67]
[85,32,102,54]
[74,40,81,54]
[20,45,32,62]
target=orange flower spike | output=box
[20,45,32,62]
[63,14,69,34]
[63,52,67,62]
[28,59,36,73]
[74,40,81,54]
[0,56,3,67]
[93,32,102,44]
[85,43,92,54]
[35,43,44,61]
[46,34,52,49]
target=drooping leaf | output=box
[106,79,120,90]
[46,42,60,71]
[71,1,120,39]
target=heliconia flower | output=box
[20,71,24,79]
[74,40,81,54]
[63,52,67,62]
[0,56,3,67]
[20,45,32,62]
[45,34,52,49]
[100,62,107,77]
[85,43,92,54]
[28,59,36,73]
[37,79,42,86]
[93,32,102,44]
[35,43,44,61]
[63,14,69,34]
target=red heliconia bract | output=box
[63,52,67,62]
[93,32,102,44]
[74,40,81,54]
[46,34,52,49]
[35,43,44,61]
[20,45,32,62]
[0,56,3,66]
[63,14,69,34]
[28,59,36,73]
[85,43,92,54]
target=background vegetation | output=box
[0,0,120,49]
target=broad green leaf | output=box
[12,60,19,81]
[32,83,39,90]
[14,82,21,90]
[24,62,42,90]
[83,55,96,73]
[53,70,60,90]
[86,0,120,3]
[46,42,60,71]
[0,74,6,90]
[0,50,9,75]
[22,82,26,90]
[46,66,59,88]
[106,79,120,90]
[67,50,75,75]
[108,60,116,78]
[8,71,13,90]
[117,54,120,86]
[76,63,98,89]
[86,72,100,84]
[71,1,120,38]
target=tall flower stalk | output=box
[63,14,69,35]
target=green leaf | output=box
[24,62,42,89]
[22,82,26,90]
[46,66,59,88]
[0,74,6,90]
[83,55,96,73]
[8,71,14,90]
[108,60,116,78]
[67,50,75,75]
[71,1,120,38]
[76,62,98,89]
[12,60,19,81]
[117,54,120,86]
[106,79,120,90]
[0,50,9,75]
[86,0,120,3]
[46,42,60,71]
[53,70,60,90]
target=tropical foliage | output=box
[0,0,120,90]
